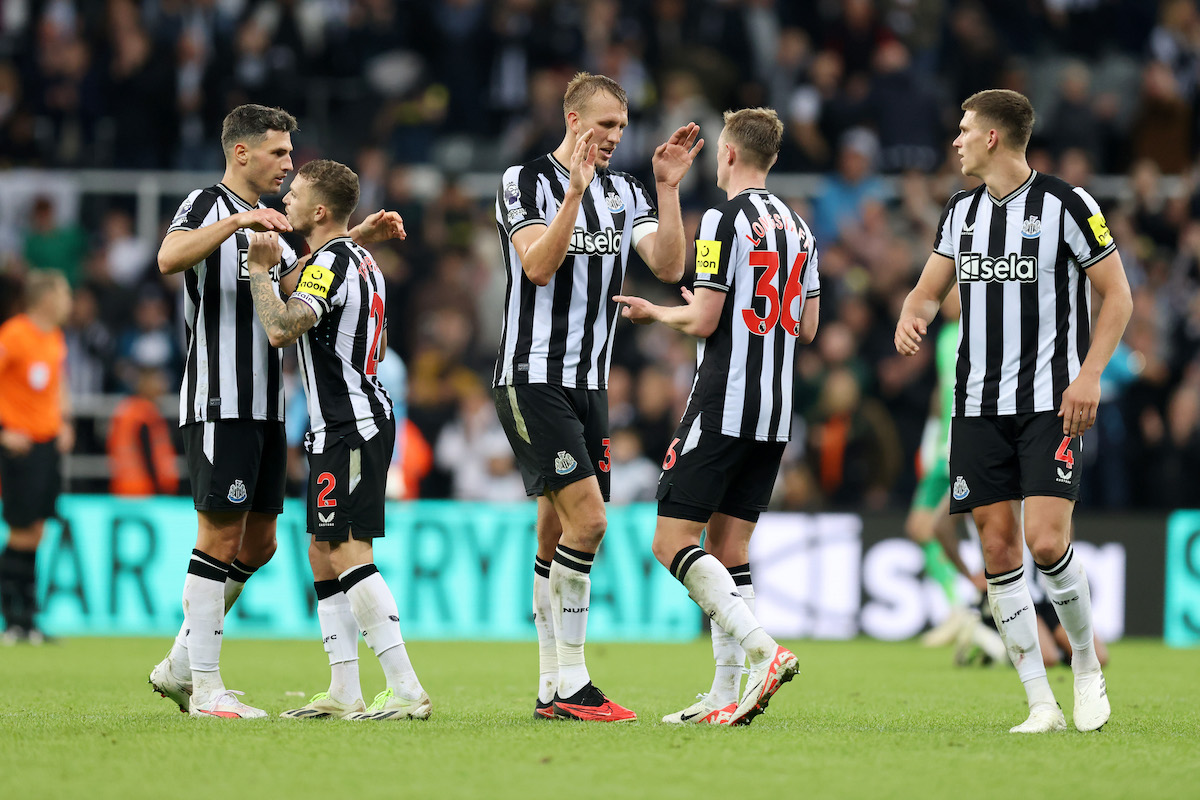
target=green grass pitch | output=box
[2,638,1198,800]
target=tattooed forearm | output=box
[248,270,316,347]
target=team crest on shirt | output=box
[554,450,578,475]
[228,479,248,503]
[1021,216,1041,239]
[604,190,625,213]
[952,476,969,501]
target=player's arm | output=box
[1059,251,1132,436]
[512,131,597,286]
[350,210,407,245]
[895,253,956,356]
[613,285,725,338]
[797,295,820,344]
[157,207,292,275]
[244,232,317,348]
[57,366,74,454]
[635,123,704,284]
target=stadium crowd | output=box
[0,0,1197,510]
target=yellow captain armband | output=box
[695,240,721,274]
[297,265,334,298]
[1087,213,1113,248]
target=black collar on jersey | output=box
[986,169,1036,207]
[547,153,608,179]
[310,236,353,259]
[218,182,258,210]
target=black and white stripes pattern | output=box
[932,171,1116,417]
[186,548,230,582]
[1036,545,1074,576]
[670,545,707,583]
[291,237,392,455]
[728,563,753,587]
[552,544,594,575]
[493,154,658,390]
[168,184,298,425]
[684,189,819,443]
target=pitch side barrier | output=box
[0,498,1174,641]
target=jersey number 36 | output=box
[742,251,807,337]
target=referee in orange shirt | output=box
[0,270,73,644]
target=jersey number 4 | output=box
[742,251,807,337]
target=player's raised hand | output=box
[653,123,704,188]
[894,315,927,356]
[613,293,657,325]
[239,207,292,232]
[1058,373,1100,436]
[680,286,695,305]
[570,129,598,195]
[357,210,407,243]
[246,231,283,272]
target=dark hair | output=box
[220,104,298,155]
[961,89,1035,152]
[563,72,628,116]
[722,107,784,170]
[296,159,360,224]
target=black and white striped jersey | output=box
[493,154,659,389]
[168,183,298,425]
[682,189,820,442]
[290,236,392,455]
[932,171,1117,417]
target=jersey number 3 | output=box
[742,251,807,337]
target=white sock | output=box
[550,545,593,698]
[533,557,557,704]
[987,567,1055,709]
[709,564,754,705]
[672,546,774,663]
[315,580,361,704]
[183,549,229,702]
[339,565,423,700]
[1036,545,1100,675]
[224,559,257,612]
[168,624,190,680]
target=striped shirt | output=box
[684,189,820,442]
[290,236,392,454]
[168,183,298,425]
[493,154,659,389]
[932,171,1116,417]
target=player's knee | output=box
[979,537,1021,573]
[1027,535,1067,567]
[650,533,676,568]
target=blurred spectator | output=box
[99,208,153,287]
[22,197,88,287]
[1130,61,1192,174]
[867,40,942,173]
[434,371,524,501]
[114,291,182,391]
[812,128,887,245]
[107,366,179,496]
[607,427,660,506]
[1042,60,1107,167]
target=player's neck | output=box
[981,156,1033,201]
[551,134,574,169]
[306,224,348,254]
[220,170,261,206]
[27,307,58,332]
[723,170,769,199]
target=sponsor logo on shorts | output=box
[1056,467,1073,484]
[318,511,335,526]
[554,450,578,475]
[227,479,247,503]
[952,475,969,501]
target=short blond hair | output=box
[563,72,628,116]
[24,269,67,307]
[297,159,360,224]
[721,107,783,171]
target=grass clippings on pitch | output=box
[1,638,1197,800]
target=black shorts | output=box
[656,417,785,524]
[0,440,60,527]
[948,411,1082,514]
[307,420,394,542]
[493,384,610,501]
[181,419,288,514]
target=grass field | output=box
[2,637,1198,800]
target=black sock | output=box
[0,547,19,629]
[8,549,37,630]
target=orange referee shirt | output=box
[0,314,66,443]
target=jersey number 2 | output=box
[365,294,385,376]
[742,251,807,337]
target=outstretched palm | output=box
[570,129,598,195]
[653,123,704,187]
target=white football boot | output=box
[1009,702,1067,733]
[662,694,738,724]
[1073,670,1110,732]
[346,687,432,721]
[148,655,192,713]
[189,689,268,719]
[280,691,366,720]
